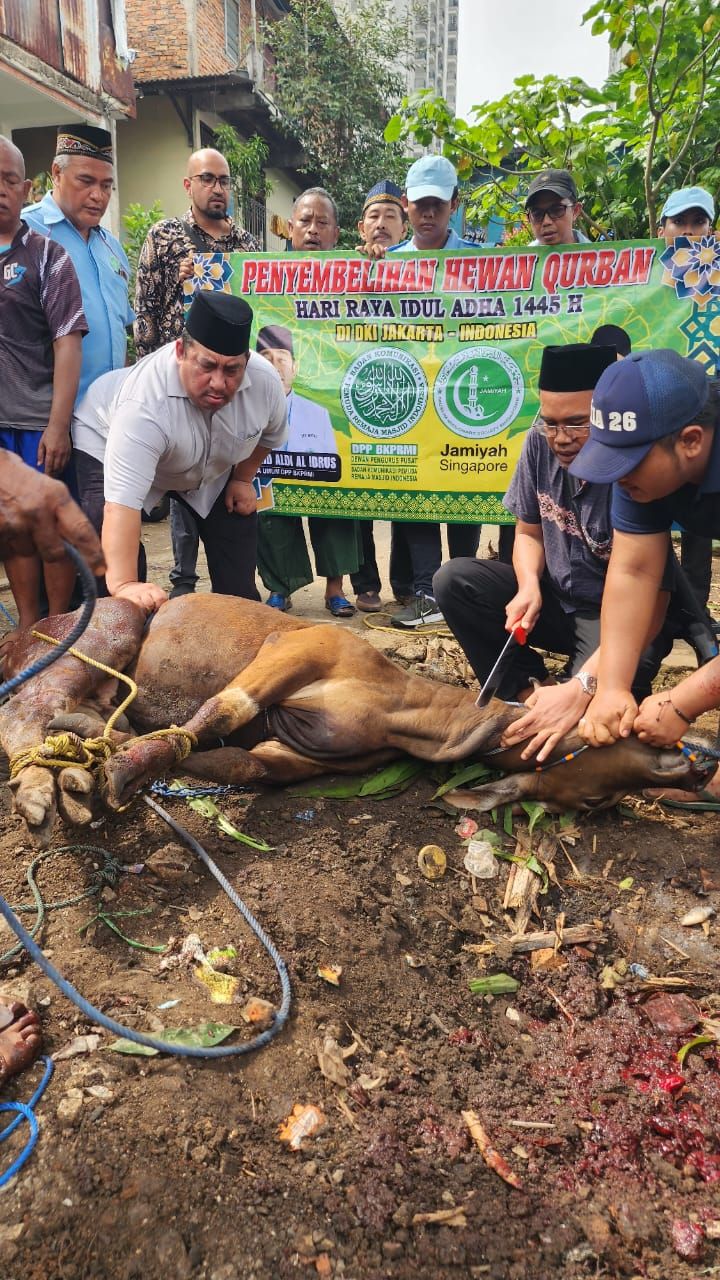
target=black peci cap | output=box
[185,290,253,356]
[539,343,618,392]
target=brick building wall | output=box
[126,1,193,81]
[196,0,234,76]
[127,0,241,82]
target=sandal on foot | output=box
[325,595,356,618]
[267,593,292,611]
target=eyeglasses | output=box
[527,202,573,223]
[533,415,590,440]
[190,173,231,189]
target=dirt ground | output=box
[1,523,720,1280]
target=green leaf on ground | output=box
[469,974,520,995]
[108,1022,238,1057]
[433,762,494,798]
[677,1034,715,1067]
[292,758,425,801]
[187,796,273,850]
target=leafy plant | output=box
[213,124,272,203]
[385,1,720,239]
[265,0,410,242]
[122,199,164,302]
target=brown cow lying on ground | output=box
[0,595,713,846]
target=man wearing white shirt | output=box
[72,291,287,612]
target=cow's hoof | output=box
[9,766,57,847]
[57,767,95,827]
[103,734,187,809]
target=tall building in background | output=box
[335,0,458,111]
[410,0,458,110]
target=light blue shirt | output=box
[390,227,480,252]
[23,192,133,401]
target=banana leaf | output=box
[433,761,495,798]
[292,758,426,801]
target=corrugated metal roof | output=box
[0,0,135,111]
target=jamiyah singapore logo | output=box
[433,347,524,440]
[660,234,720,306]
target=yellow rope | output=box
[361,610,453,638]
[31,629,139,736]
[9,630,196,781]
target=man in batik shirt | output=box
[134,147,259,596]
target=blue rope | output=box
[677,738,720,762]
[0,543,96,703]
[0,1102,39,1186]
[0,1055,52,1187]
[0,1055,53,1145]
[0,796,291,1060]
[150,780,246,800]
[0,599,16,628]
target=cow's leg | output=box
[104,627,354,804]
[1,599,145,845]
[56,767,96,827]
[182,627,356,742]
[180,741,398,786]
[246,741,398,783]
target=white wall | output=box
[116,95,193,225]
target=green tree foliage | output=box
[385,0,720,239]
[122,200,165,303]
[213,125,271,203]
[266,0,410,241]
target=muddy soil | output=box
[1,529,720,1278]
[1,719,720,1278]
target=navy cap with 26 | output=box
[569,349,711,485]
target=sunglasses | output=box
[527,202,573,223]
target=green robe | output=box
[257,513,363,595]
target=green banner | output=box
[185,236,720,521]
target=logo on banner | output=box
[182,253,234,302]
[433,346,524,439]
[341,348,427,438]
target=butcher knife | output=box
[476,624,527,707]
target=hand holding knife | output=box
[476,624,528,707]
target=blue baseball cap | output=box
[405,155,457,203]
[569,349,711,485]
[660,186,715,221]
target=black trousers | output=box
[394,522,481,596]
[680,531,713,610]
[350,520,382,595]
[171,489,260,600]
[73,449,146,595]
[433,557,667,701]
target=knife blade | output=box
[476,624,528,707]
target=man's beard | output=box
[205,206,228,221]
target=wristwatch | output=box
[573,670,597,696]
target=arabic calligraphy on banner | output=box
[184,236,720,522]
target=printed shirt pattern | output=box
[504,427,613,612]
[134,210,259,358]
[0,222,87,430]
